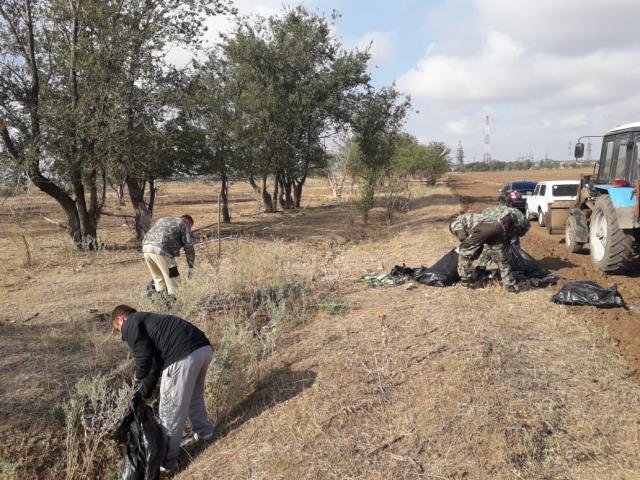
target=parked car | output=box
[498,181,537,211]
[525,180,580,227]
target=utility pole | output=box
[483,115,491,163]
[455,140,465,172]
[586,138,592,162]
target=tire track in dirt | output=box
[448,173,640,379]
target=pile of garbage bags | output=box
[386,244,558,288]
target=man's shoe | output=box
[460,280,482,290]
[194,431,214,442]
[505,285,518,294]
[160,465,175,474]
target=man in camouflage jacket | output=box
[476,205,530,267]
[449,212,517,292]
[482,205,529,241]
[142,215,195,300]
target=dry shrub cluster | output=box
[0,457,18,480]
[63,368,135,480]
[62,238,338,477]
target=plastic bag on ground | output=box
[388,249,460,287]
[551,281,625,308]
[508,244,549,278]
[110,394,166,480]
[387,245,558,288]
[411,249,460,287]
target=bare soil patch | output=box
[448,170,640,379]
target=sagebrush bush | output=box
[205,323,261,424]
[0,457,18,480]
[63,239,328,478]
[64,373,135,480]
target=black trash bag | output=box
[110,394,166,480]
[551,281,625,308]
[389,265,416,278]
[487,244,558,288]
[508,244,549,278]
[411,249,460,287]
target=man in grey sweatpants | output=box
[111,305,215,472]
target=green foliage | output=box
[212,6,371,211]
[320,296,350,315]
[0,0,234,246]
[391,134,451,184]
[349,86,411,222]
[465,159,584,172]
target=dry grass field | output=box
[3,171,640,479]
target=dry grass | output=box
[181,178,640,480]
[4,172,640,479]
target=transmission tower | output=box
[455,140,465,171]
[586,138,592,162]
[568,141,572,160]
[483,115,491,163]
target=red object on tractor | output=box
[611,179,629,187]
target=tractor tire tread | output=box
[592,195,634,273]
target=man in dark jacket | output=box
[111,305,214,472]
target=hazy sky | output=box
[169,0,640,163]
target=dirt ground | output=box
[3,172,640,479]
[448,169,640,379]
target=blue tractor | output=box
[566,123,640,272]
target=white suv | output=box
[526,180,580,227]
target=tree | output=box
[325,137,360,200]
[103,0,233,238]
[220,6,369,212]
[0,0,233,246]
[391,135,451,185]
[349,85,410,223]
[0,0,115,248]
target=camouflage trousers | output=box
[458,229,515,287]
[458,243,515,287]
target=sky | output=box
[169,0,640,163]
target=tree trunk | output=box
[293,177,305,208]
[114,182,126,206]
[220,169,231,223]
[272,173,279,213]
[276,172,286,209]
[283,177,294,209]
[126,176,154,240]
[261,175,274,212]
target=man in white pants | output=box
[111,305,215,472]
[142,215,195,305]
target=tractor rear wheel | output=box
[589,195,634,272]
[565,216,584,253]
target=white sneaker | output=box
[159,465,174,474]
[194,431,214,442]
